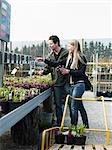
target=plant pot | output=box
[55,133,65,144]
[67,135,86,145]
[106,92,112,98]
[102,91,107,97]
[97,91,102,96]
[0,101,9,114]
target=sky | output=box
[7,0,112,41]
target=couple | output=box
[38,35,89,128]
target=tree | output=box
[88,41,94,62]
[31,44,36,56]
[23,45,28,55]
[83,41,90,61]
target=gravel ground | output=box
[0,92,112,149]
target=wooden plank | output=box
[85,145,93,150]
[104,145,112,150]
[49,144,112,150]
[61,144,71,150]
[95,145,104,150]
[72,145,82,150]
[49,144,61,150]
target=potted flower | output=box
[67,124,87,145]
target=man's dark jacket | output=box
[43,48,69,86]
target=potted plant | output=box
[55,127,66,144]
[0,87,9,114]
[67,124,87,145]
[8,88,27,112]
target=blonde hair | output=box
[66,39,86,69]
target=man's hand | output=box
[37,70,44,76]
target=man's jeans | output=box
[69,82,89,128]
[53,85,68,125]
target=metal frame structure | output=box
[41,95,112,150]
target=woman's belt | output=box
[71,80,84,85]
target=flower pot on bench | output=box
[55,133,65,144]
[0,100,9,114]
[67,134,86,145]
[67,124,87,145]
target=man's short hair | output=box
[48,35,60,46]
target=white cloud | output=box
[7,0,111,41]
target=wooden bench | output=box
[49,144,112,150]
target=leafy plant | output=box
[68,124,86,137]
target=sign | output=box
[0,0,11,42]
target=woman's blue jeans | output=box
[69,82,89,128]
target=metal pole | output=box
[81,38,84,52]
[93,54,95,96]
[95,53,98,97]
[60,95,70,128]
[101,96,110,145]
[43,40,45,59]
[0,40,5,87]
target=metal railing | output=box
[41,95,112,150]
[0,88,52,136]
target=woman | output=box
[60,39,89,128]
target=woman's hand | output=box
[59,67,70,75]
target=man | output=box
[38,35,69,125]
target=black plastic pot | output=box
[55,134,65,144]
[0,100,9,114]
[102,91,108,97]
[106,92,112,98]
[67,135,86,145]
[97,91,102,97]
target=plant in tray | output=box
[8,88,27,112]
[67,124,87,145]
[0,87,9,113]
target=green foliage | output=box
[14,41,50,57]
[83,40,112,62]
[2,75,52,103]
[69,124,86,137]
